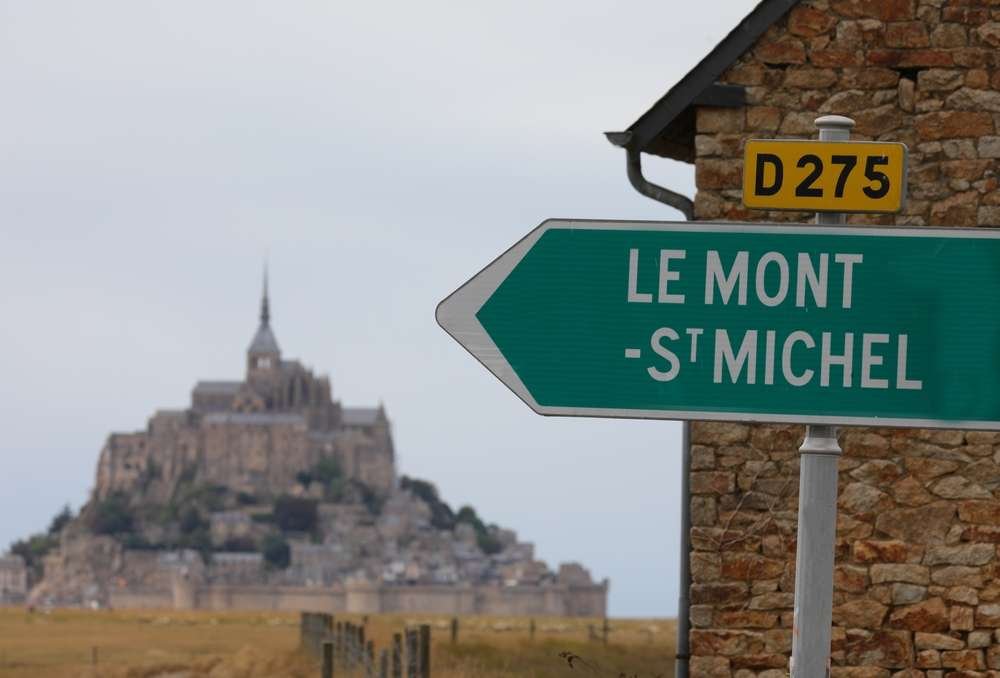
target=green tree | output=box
[313,457,342,485]
[400,476,454,530]
[47,505,74,534]
[261,534,291,569]
[90,493,134,536]
[9,532,58,582]
[179,506,207,535]
[273,495,318,532]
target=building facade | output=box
[611,1,1000,675]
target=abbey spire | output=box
[247,267,281,374]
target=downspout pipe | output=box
[676,421,691,678]
[605,131,693,678]
[626,146,694,220]
[605,131,694,220]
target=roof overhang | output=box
[606,0,801,162]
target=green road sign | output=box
[437,219,1000,429]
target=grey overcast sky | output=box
[0,1,756,617]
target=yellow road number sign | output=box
[743,140,908,213]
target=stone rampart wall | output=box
[109,581,606,618]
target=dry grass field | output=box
[0,607,676,678]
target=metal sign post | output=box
[789,115,851,678]
[790,115,851,678]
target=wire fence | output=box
[301,612,431,678]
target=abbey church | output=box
[96,278,395,506]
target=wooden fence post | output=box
[529,618,536,641]
[322,641,334,678]
[380,649,389,678]
[392,633,403,678]
[418,625,431,678]
[336,623,344,667]
[406,629,418,678]
[602,617,609,645]
[366,640,375,674]
[450,617,458,643]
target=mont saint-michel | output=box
[6,280,606,617]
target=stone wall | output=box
[687,1,1000,675]
[109,579,608,618]
[689,424,1000,676]
[695,0,1000,229]
[0,555,28,604]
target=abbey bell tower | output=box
[247,270,281,379]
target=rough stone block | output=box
[831,0,914,21]
[885,21,930,48]
[755,39,807,65]
[871,564,931,585]
[946,87,1000,113]
[811,49,865,68]
[715,610,779,629]
[833,598,890,629]
[949,605,975,631]
[840,482,894,516]
[691,471,736,495]
[836,565,870,593]
[721,553,786,580]
[976,22,1000,48]
[691,582,749,606]
[931,23,968,48]
[976,603,1000,627]
[690,630,764,656]
[915,111,994,140]
[691,552,722,583]
[690,656,731,678]
[958,501,1000,525]
[868,48,953,68]
[968,630,991,649]
[691,496,718,527]
[989,644,1000,670]
[979,206,1000,226]
[843,628,914,669]
[917,649,942,668]
[840,67,899,89]
[749,592,794,610]
[691,421,749,445]
[944,586,978,606]
[889,597,950,632]
[875,504,955,544]
[788,6,837,36]
[915,632,964,651]
[746,106,781,132]
[940,649,985,670]
[931,566,984,588]
[891,476,934,507]
[696,108,745,134]
[784,67,838,88]
[924,544,996,566]
[893,583,929,605]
